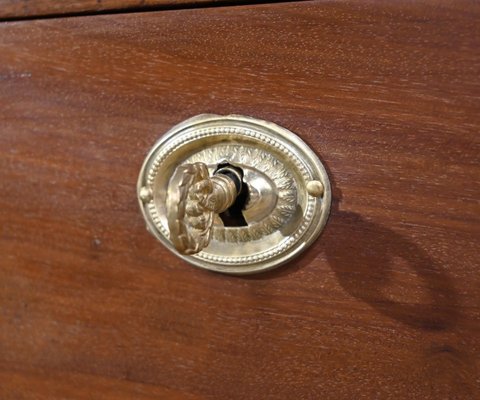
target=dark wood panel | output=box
[0,0,243,19]
[0,1,479,399]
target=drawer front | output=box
[0,2,479,399]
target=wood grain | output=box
[0,1,479,398]
[0,0,246,20]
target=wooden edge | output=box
[0,0,293,20]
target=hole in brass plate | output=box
[215,162,249,227]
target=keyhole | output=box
[214,163,249,227]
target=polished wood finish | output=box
[0,1,479,398]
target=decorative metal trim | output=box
[138,114,331,275]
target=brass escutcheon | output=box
[138,114,331,275]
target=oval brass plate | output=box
[137,114,331,275]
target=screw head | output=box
[306,180,324,197]
[139,186,153,202]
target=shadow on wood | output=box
[322,187,460,331]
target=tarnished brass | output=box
[138,114,331,275]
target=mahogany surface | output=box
[0,1,479,399]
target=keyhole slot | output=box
[214,163,249,227]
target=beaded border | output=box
[145,125,316,265]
